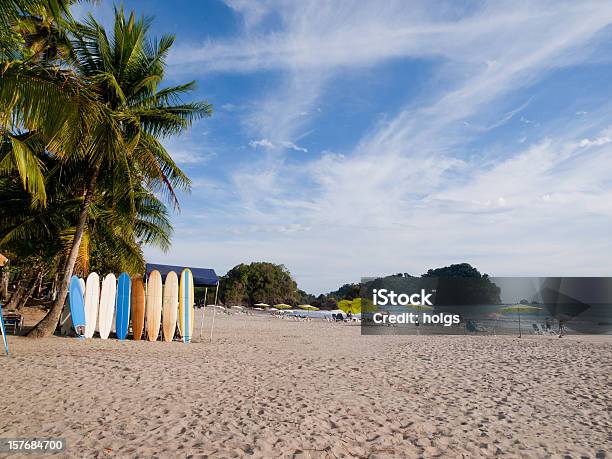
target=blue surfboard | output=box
[69,275,85,337]
[1,302,9,354]
[115,272,131,340]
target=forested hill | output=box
[219,262,498,309]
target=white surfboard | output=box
[84,273,100,338]
[162,271,178,342]
[98,273,117,339]
[145,270,163,341]
[178,269,194,343]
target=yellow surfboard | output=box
[178,269,194,343]
[162,271,179,342]
[145,270,163,341]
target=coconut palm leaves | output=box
[70,8,210,205]
[0,1,86,205]
[0,131,47,205]
[0,60,97,205]
[0,0,74,59]
[0,4,212,336]
[0,162,174,274]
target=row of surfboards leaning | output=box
[67,269,195,343]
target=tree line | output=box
[219,262,500,309]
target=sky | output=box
[74,1,612,294]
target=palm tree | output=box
[0,157,176,311]
[26,7,211,336]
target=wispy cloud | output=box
[248,138,275,149]
[249,138,308,152]
[577,136,611,147]
[170,0,612,168]
[162,136,217,165]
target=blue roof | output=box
[145,263,218,286]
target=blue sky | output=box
[76,1,612,293]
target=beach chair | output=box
[539,324,557,335]
[466,320,488,333]
[2,311,23,335]
[532,323,543,335]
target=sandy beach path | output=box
[1,313,610,458]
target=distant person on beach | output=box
[558,319,566,338]
[545,317,552,332]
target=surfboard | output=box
[98,273,116,339]
[115,272,131,340]
[131,274,145,340]
[178,269,194,343]
[162,271,179,342]
[0,303,9,354]
[84,273,100,338]
[69,275,86,337]
[145,270,163,341]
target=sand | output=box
[0,311,610,458]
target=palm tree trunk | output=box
[6,281,25,310]
[15,277,38,313]
[34,268,44,298]
[28,163,102,338]
[1,262,9,301]
[50,272,58,300]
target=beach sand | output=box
[1,311,610,458]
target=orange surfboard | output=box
[145,270,163,342]
[162,271,179,342]
[131,274,145,340]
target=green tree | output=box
[327,282,361,300]
[220,262,298,306]
[297,289,316,305]
[421,263,501,305]
[422,263,486,278]
[311,294,337,310]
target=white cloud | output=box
[168,149,216,165]
[248,138,275,149]
[248,138,308,152]
[172,2,612,73]
[162,137,217,165]
[578,136,612,147]
[280,141,308,153]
